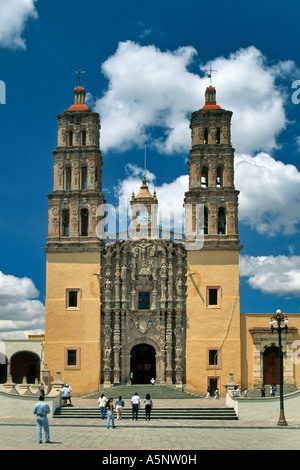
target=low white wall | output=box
[0,390,61,419]
[226,391,300,422]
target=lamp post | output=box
[269,309,289,426]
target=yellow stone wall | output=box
[44,251,101,395]
[185,249,241,396]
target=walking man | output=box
[33,396,51,444]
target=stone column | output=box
[165,311,173,383]
[113,311,121,384]
[103,311,112,388]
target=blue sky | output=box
[0,0,300,338]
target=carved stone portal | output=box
[100,238,186,387]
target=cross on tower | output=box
[206,64,217,86]
[74,65,86,85]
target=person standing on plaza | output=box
[131,392,141,420]
[39,382,45,399]
[206,386,211,399]
[115,395,125,420]
[261,384,266,398]
[214,388,219,399]
[33,395,51,444]
[144,393,153,420]
[98,393,108,419]
[106,398,116,429]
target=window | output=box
[206,347,222,370]
[68,350,77,366]
[66,288,81,310]
[203,128,208,144]
[209,349,218,366]
[81,166,87,190]
[61,209,70,237]
[82,130,86,146]
[209,289,218,305]
[65,167,71,190]
[68,130,73,146]
[80,209,89,236]
[218,207,226,234]
[201,166,208,187]
[216,166,223,187]
[206,286,221,308]
[138,292,150,310]
[64,347,81,370]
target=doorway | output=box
[263,346,279,384]
[208,377,218,396]
[130,344,156,384]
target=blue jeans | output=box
[107,410,115,428]
[36,416,50,442]
[132,404,139,420]
[100,406,106,419]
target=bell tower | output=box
[184,85,240,247]
[130,174,158,238]
[47,85,105,246]
[44,83,104,395]
[184,86,242,395]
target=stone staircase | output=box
[53,406,238,420]
[83,383,203,400]
[245,384,299,398]
[53,384,238,421]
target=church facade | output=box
[43,83,300,396]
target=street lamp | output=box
[269,309,289,426]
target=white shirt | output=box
[131,395,140,404]
[98,396,108,407]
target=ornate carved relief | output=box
[100,238,187,386]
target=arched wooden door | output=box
[130,344,156,384]
[263,346,279,384]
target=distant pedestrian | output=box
[106,398,116,429]
[243,388,248,398]
[144,393,153,420]
[33,396,51,444]
[39,382,45,398]
[150,378,155,386]
[62,384,71,406]
[261,384,265,398]
[214,388,219,399]
[131,392,141,420]
[115,396,125,420]
[270,384,277,397]
[98,393,108,419]
[206,387,211,399]
[67,384,72,406]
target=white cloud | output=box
[240,254,300,298]
[0,0,38,50]
[113,149,300,238]
[95,42,295,156]
[205,46,295,154]
[0,271,44,339]
[235,152,300,236]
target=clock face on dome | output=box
[136,210,152,225]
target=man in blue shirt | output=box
[33,395,51,443]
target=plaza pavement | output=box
[1,397,300,451]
